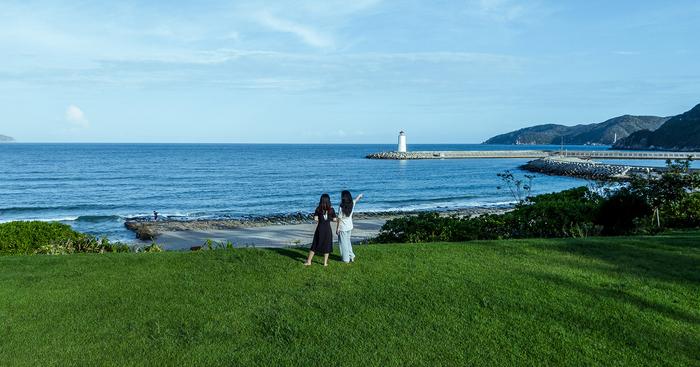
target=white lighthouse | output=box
[397,131,407,152]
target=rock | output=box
[521,157,659,180]
[124,221,160,241]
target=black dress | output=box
[311,208,336,254]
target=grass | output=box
[0,232,698,366]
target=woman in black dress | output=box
[304,193,337,266]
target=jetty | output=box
[522,157,653,180]
[368,132,699,180]
[366,150,700,160]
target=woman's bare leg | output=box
[323,253,329,266]
[304,250,315,265]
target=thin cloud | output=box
[469,0,549,24]
[299,0,382,16]
[0,49,522,91]
[478,0,526,22]
[613,51,641,56]
[255,12,333,48]
[65,105,89,128]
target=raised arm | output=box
[353,193,364,205]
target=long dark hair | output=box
[317,193,332,213]
[340,190,353,216]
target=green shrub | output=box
[0,221,131,255]
[594,189,652,235]
[452,213,511,241]
[374,213,455,243]
[143,243,163,253]
[32,237,131,255]
[662,192,700,228]
[0,221,85,254]
[506,186,602,238]
[626,159,700,228]
[374,187,602,244]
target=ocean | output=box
[2,143,690,243]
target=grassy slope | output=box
[1,233,698,366]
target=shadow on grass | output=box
[547,235,700,284]
[531,270,700,364]
[268,248,343,263]
[269,248,307,262]
[534,271,700,325]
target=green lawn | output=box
[1,232,698,366]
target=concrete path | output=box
[157,219,386,250]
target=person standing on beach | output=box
[336,191,363,263]
[304,193,337,267]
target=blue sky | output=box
[1,0,698,143]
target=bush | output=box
[506,187,602,238]
[374,187,602,243]
[626,158,700,228]
[34,238,131,255]
[0,221,131,255]
[374,213,455,243]
[0,221,85,254]
[594,189,652,235]
[143,243,163,253]
[662,192,700,229]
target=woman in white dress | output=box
[336,190,363,263]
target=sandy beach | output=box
[157,218,387,250]
[126,207,512,250]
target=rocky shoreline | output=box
[124,207,512,241]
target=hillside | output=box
[1,234,699,366]
[0,134,14,142]
[614,103,700,151]
[484,115,668,145]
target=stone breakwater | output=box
[367,150,700,160]
[366,150,549,160]
[522,157,655,180]
[124,207,511,241]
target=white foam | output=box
[0,216,79,223]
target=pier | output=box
[366,150,700,160]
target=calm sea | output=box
[2,143,685,242]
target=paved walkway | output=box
[157,219,386,250]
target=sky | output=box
[0,0,699,143]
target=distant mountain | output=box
[484,115,669,145]
[0,135,14,142]
[613,103,700,151]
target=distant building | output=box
[398,131,407,152]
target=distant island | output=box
[613,103,700,151]
[483,115,668,145]
[0,135,14,142]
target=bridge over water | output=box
[366,150,700,160]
